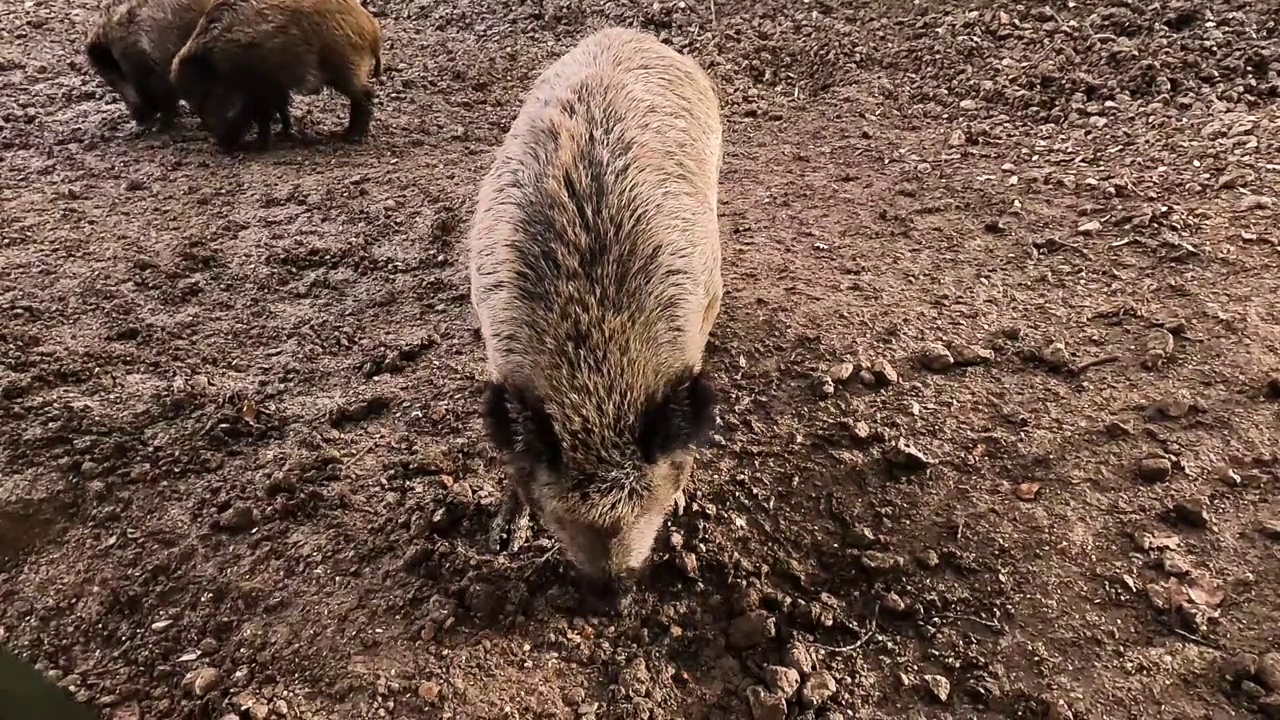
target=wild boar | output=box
[469,27,723,614]
[169,0,381,150]
[86,0,214,130]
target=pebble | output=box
[1014,482,1040,501]
[746,686,786,720]
[950,342,994,366]
[763,665,801,699]
[922,675,951,703]
[1042,341,1070,370]
[860,550,905,573]
[1240,195,1275,211]
[827,362,855,383]
[1137,457,1172,483]
[883,439,932,473]
[800,671,837,708]
[1149,398,1190,419]
[1076,220,1102,235]
[918,344,954,372]
[813,375,836,398]
[728,611,776,649]
[869,359,898,386]
[959,99,977,111]
[1260,520,1280,540]
[181,667,222,698]
[785,643,815,676]
[1216,168,1256,189]
[417,681,441,703]
[1170,498,1209,529]
[217,505,256,533]
[248,704,270,720]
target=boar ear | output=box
[482,381,563,471]
[636,369,717,464]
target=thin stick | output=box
[1069,354,1122,375]
[930,612,1004,634]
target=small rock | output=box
[1170,498,1209,528]
[728,611,776,649]
[1137,457,1172,483]
[1162,553,1192,576]
[918,344,954,372]
[1042,341,1070,370]
[1014,482,1040,501]
[217,505,256,533]
[746,686,787,720]
[1214,465,1242,487]
[1148,398,1191,420]
[827,362,855,383]
[949,343,994,366]
[1260,520,1280,540]
[800,671,837,708]
[959,99,977,111]
[248,704,270,720]
[1076,220,1102,235]
[1104,419,1134,437]
[271,700,288,716]
[880,591,908,614]
[916,549,940,569]
[1216,168,1256,190]
[922,675,951,703]
[883,439,931,473]
[813,375,836,398]
[785,642,815,676]
[763,665,801,699]
[1259,653,1280,692]
[181,668,222,698]
[1142,329,1176,369]
[422,676,442,702]
[869,359,898,386]
[856,369,877,386]
[849,421,882,444]
[860,550,905,573]
[1240,195,1275,211]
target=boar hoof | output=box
[487,490,531,554]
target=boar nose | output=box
[579,574,636,617]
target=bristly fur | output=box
[169,0,382,150]
[85,0,214,129]
[470,27,723,587]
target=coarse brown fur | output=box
[468,27,723,613]
[85,0,214,130]
[169,0,382,151]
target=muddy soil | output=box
[2,0,1279,718]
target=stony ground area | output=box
[1,0,1279,718]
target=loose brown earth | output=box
[2,0,1279,718]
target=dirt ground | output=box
[2,0,1279,718]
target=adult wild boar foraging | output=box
[85,0,214,131]
[470,28,723,615]
[169,0,382,151]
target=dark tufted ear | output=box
[636,369,717,464]
[86,41,121,79]
[482,381,563,471]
